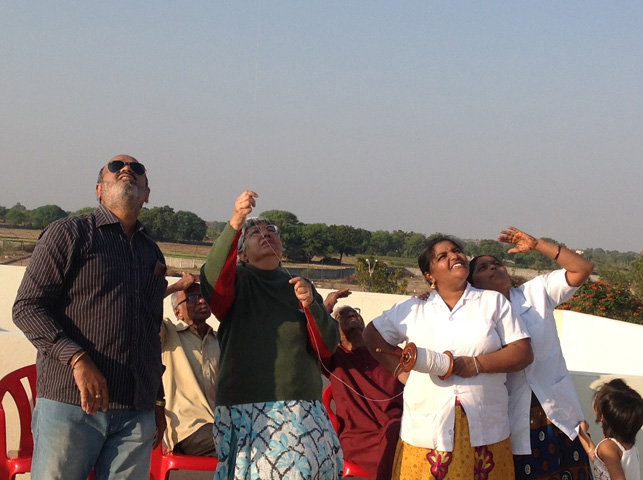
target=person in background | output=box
[323,288,352,312]
[321,298,404,480]
[468,226,594,480]
[364,235,532,480]
[199,190,342,479]
[161,272,219,456]
[578,378,643,480]
[13,155,167,480]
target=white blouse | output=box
[372,284,529,451]
[507,269,584,454]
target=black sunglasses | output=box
[176,294,203,307]
[107,160,146,176]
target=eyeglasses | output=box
[337,307,361,319]
[246,224,279,239]
[176,294,203,307]
[107,160,146,176]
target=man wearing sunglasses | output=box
[160,273,219,457]
[322,302,404,480]
[13,155,168,480]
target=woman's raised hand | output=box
[230,190,258,230]
[498,226,538,254]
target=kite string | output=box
[249,0,262,191]
[258,231,403,403]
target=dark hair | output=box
[418,235,465,275]
[594,378,643,445]
[467,255,502,285]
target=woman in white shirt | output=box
[468,226,594,480]
[364,235,533,480]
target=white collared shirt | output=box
[507,269,584,454]
[372,284,529,451]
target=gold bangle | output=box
[70,351,87,369]
[155,399,166,407]
[473,356,480,375]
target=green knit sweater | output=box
[200,224,339,406]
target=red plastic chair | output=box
[321,385,371,478]
[0,364,36,480]
[0,364,96,480]
[149,443,218,480]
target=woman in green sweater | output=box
[200,190,342,480]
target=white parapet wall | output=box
[2,266,643,478]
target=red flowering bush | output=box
[557,280,643,325]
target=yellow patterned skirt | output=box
[392,404,515,480]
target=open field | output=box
[1,227,541,294]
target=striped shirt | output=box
[13,204,167,410]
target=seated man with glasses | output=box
[161,273,219,456]
[322,301,405,480]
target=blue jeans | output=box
[31,398,155,480]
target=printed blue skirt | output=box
[213,400,343,480]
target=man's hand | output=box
[72,354,109,415]
[323,289,351,311]
[164,272,199,298]
[290,277,314,308]
[230,191,258,230]
[153,405,167,448]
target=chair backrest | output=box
[321,385,339,433]
[149,443,218,480]
[0,364,37,460]
[321,385,371,479]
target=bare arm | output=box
[453,338,533,378]
[363,322,407,383]
[577,421,596,461]
[596,438,626,480]
[499,226,594,287]
[164,272,199,298]
[323,289,352,312]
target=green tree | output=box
[368,230,394,256]
[0,205,7,221]
[139,206,177,241]
[280,224,305,261]
[5,208,29,226]
[260,210,300,230]
[354,256,407,294]
[596,263,631,288]
[476,239,506,261]
[464,241,480,258]
[327,225,369,263]
[630,257,643,301]
[174,211,207,242]
[299,223,331,262]
[402,233,427,259]
[29,205,68,229]
[70,207,95,216]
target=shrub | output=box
[557,280,643,325]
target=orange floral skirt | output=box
[391,404,515,480]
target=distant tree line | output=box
[1,203,640,277]
[0,203,208,243]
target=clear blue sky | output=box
[1,2,641,252]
